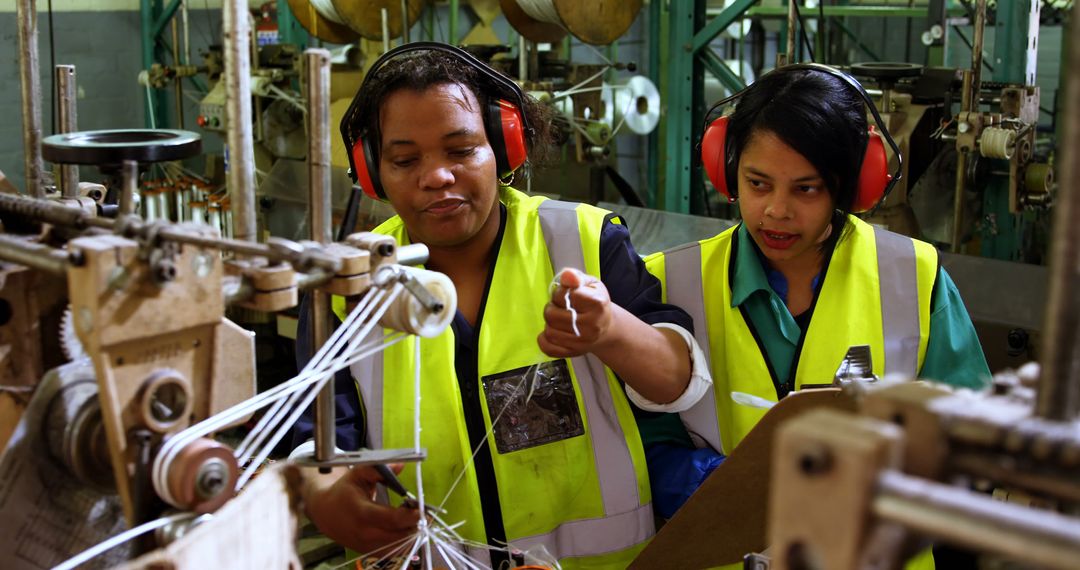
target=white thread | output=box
[309,0,347,25]
[980,126,1016,160]
[53,512,193,570]
[514,0,562,25]
[565,289,580,337]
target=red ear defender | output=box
[351,138,383,200]
[701,115,732,200]
[496,99,527,175]
[853,125,890,213]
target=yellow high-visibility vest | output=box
[336,187,653,568]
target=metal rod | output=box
[381,8,391,53]
[875,471,1080,570]
[0,193,347,273]
[55,65,79,198]
[222,276,255,305]
[0,235,69,275]
[17,0,44,198]
[172,17,184,129]
[970,0,986,110]
[396,243,429,267]
[1037,9,1080,421]
[400,0,409,43]
[951,67,974,253]
[305,48,336,464]
[224,0,257,243]
[120,161,139,216]
[786,0,797,64]
[519,35,527,81]
[182,0,190,65]
[0,192,92,228]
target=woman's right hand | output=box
[302,464,421,554]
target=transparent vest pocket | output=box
[481,360,585,454]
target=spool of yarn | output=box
[602,75,661,135]
[980,127,1016,160]
[379,267,457,338]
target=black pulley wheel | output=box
[42,129,202,165]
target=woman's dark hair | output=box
[343,49,556,171]
[725,68,869,245]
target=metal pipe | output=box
[182,0,190,65]
[0,193,348,273]
[1036,9,1080,421]
[223,0,257,243]
[120,161,139,216]
[970,0,986,110]
[786,0,797,64]
[222,276,255,305]
[55,65,79,198]
[0,192,93,229]
[951,68,974,253]
[875,471,1080,570]
[17,0,44,198]
[400,0,410,43]
[172,17,184,128]
[396,243,430,267]
[381,8,391,53]
[518,35,527,81]
[305,48,336,464]
[0,235,70,275]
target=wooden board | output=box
[631,388,856,569]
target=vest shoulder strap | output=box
[871,224,921,377]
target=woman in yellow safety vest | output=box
[643,65,991,569]
[294,43,709,569]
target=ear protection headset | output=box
[699,63,902,213]
[340,42,531,200]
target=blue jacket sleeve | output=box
[646,443,725,519]
[290,293,368,451]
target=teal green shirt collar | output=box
[730,223,775,308]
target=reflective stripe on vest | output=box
[873,226,920,377]
[662,242,723,453]
[536,199,651,537]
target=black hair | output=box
[343,49,556,172]
[725,68,869,247]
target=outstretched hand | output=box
[538,267,615,358]
[303,464,420,554]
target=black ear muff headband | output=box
[701,62,903,211]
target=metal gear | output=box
[59,306,87,362]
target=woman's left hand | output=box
[538,268,614,358]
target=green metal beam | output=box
[663,0,705,214]
[980,0,1040,260]
[450,0,459,44]
[151,0,183,39]
[831,18,882,61]
[700,48,746,94]
[141,0,168,129]
[647,0,662,208]
[738,5,964,17]
[692,0,760,53]
[277,0,308,47]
